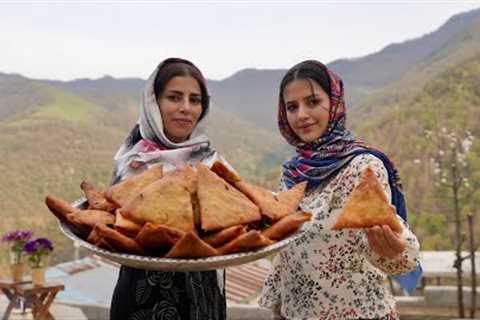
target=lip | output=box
[173,118,193,125]
[297,123,315,130]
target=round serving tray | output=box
[58,198,305,271]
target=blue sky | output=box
[1,1,479,81]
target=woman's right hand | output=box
[365,225,406,259]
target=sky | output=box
[1,1,480,81]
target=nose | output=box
[297,103,309,120]
[179,97,193,113]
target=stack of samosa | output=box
[46,161,312,258]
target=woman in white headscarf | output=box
[110,58,228,320]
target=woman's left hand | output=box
[365,225,406,259]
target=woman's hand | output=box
[365,225,406,259]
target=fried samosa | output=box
[104,164,163,207]
[114,210,142,237]
[332,167,402,233]
[166,231,219,258]
[218,230,275,255]
[80,180,116,212]
[236,181,307,221]
[45,195,79,221]
[135,223,185,250]
[203,225,247,247]
[262,211,312,240]
[197,164,261,231]
[93,224,147,255]
[66,209,115,229]
[120,167,196,232]
[210,161,242,185]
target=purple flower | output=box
[23,238,54,268]
[2,230,33,243]
[2,230,33,263]
[24,238,54,254]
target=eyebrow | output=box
[285,93,320,104]
[165,90,201,96]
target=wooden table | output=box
[0,279,64,320]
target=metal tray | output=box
[58,198,305,271]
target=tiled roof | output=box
[225,259,271,304]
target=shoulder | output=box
[337,153,391,195]
[348,153,388,177]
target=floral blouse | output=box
[259,154,420,320]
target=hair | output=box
[279,60,331,109]
[153,57,210,120]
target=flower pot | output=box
[10,263,25,282]
[31,267,46,286]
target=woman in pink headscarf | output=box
[259,60,421,320]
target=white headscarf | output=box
[112,58,225,183]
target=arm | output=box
[361,218,420,275]
[355,155,420,275]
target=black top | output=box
[110,266,226,320]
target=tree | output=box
[428,127,478,318]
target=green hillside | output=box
[351,17,480,123]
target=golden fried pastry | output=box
[114,210,142,237]
[262,211,312,240]
[86,229,115,251]
[87,228,102,244]
[210,161,241,185]
[236,181,307,221]
[332,167,402,233]
[67,210,115,228]
[93,224,147,255]
[120,167,196,232]
[135,223,185,250]
[197,163,261,231]
[45,195,79,221]
[203,225,247,247]
[166,231,219,258]
[167,165,197,194]
[218,230,275,255]
[105,164,163,207]
[80,180,117,212]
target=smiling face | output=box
[283,78,331,143]
[157,76,203,143]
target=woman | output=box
[110,58,227,320]
[259,60,421,320]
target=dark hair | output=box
[153,58,210,120]
[279,60,331,108]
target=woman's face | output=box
[283,78,331,143]
[157,76,203,143]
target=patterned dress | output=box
[259,154,420,320]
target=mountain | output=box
[350,10,480,123]
[209,8,480,129]
[208,69,286,130]
[32,8,480,132]
[329,8,480,90]
[43,76,144,112]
